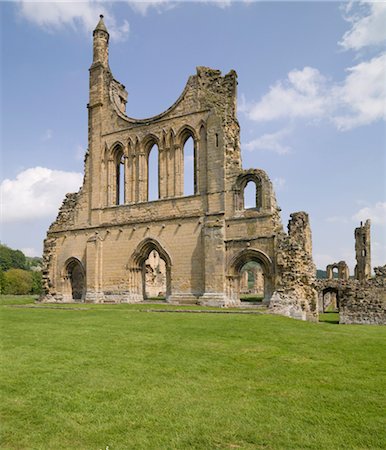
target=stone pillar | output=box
[240,270,249,293]
[159,146,167,199]
[174,144,183,197]
[354,220,371,281]
[199,217,227,306]
[85,234,103,302]
[138,152,147,202]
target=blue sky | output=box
[0,0,385,272]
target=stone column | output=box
[138,152,147,202]
[199,217,227,306]
[159,146,167,199]
[174,144,183,197]
[85,234,104,302]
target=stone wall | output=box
[340,265,386,325]
[269,212,318,321]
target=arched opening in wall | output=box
[65,259,85,301]
[117,153,125,205]
[243,180,258,209]
[148,144,159,201]
[143,249,167,300]
[183,136,195,196]
[332,267,339,279]
[130,238,172,302]
[239,261,265,302]
[227,249,273,305]
[322,288,340,313]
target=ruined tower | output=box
[354,220,371,281]
[41,16,318,320]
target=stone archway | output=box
[128,238,172,301]
[322,287,340,312]
[227,249,274,305]
[64,258,86,301]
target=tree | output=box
[3,269,33,295]
[0,244,27,271]
[31,271,43,295]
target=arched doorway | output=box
[129,238,172,301]
[65,258,85,301]
[143,249,167,300]
[322,288,340,312]
[227,249,273,305]
[239,261,265,301]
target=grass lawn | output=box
[1,296,385,449]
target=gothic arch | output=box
[177,125,198,195]
[227,249,273,303]
[107,142,126,205]
[142,134,160,156]
[129,238,172,299]
[62,257,86,301]
[235,173,263,210]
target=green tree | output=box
[3,269,33,295]
[0,245,13,271]
[0,244,27,271]
[31,271,43,295]
[0,270,5,294]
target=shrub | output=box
[3,269,33,295]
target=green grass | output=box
[1,296,385,449]
[319,312,340,324]
[240,294,264,302]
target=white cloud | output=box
[41,129,53,142]
[0,167,83,223]
[352,201,386,225]
[127,0,176,15]
[244,128,291,155]
[242,67,330,123]
[242,53,386,130]
[340,1,386,51]
[17,1,130,42]
[333,53,386,130]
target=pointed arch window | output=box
[148,143,159,201]
[183,136,195,196]
[116,153,125,205]
[179,128,197,196]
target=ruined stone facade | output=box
[41,16,318,320]
[317,220,386,324]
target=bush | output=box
[3,269,33,295]
[31,271,43,295]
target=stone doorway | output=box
[322,288,340,312]
[227,249,273,305]
[143,249,167,300]
[65,259,85,301]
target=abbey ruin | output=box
[42,16,385,324]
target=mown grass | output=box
[1,295,385,449]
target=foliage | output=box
[0,270,5,294]
[26,256,43,270]
[0,245,42,294]
[31,271,43,295]
[0,244,27,271]
[2,269,34,295]
[1,300,385,449]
